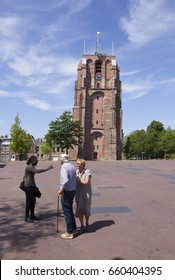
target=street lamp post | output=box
[141,151,145,160]
[164,150,167,159]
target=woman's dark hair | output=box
[27,155,38,165]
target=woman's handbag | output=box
[35,186,42,198]
[19,181,25,191]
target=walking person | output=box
[75,158,92,233]
[23,155,53,223]
[58,154,77,239]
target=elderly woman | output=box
[75,158,92,233]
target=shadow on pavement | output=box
[90,219,115,232]
[0,198,57,259]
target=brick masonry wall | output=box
[72,54,122,160]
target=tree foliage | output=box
[45,111,84,154]
[41,143,52,155]
[123,120,175,159]
[123,129,146,159]
[10,114,32,159]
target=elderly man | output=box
[58,154,77,239]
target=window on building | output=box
[96,109,98,113]
[95,61,102,73]
[2,145,9,151]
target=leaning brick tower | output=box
[72,33,123,160]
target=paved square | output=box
[0,160,174,260]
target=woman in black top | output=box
[23,155,53,223]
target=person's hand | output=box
[58,189,64,196]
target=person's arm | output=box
[29,165,53,174]
[79,169,91,185]
[58,166,68,195]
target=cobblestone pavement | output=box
[0,160,175,260]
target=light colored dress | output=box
[75,168,92,217]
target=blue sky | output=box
[0,0,175,139]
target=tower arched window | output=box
[95,61,102,74]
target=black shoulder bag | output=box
[19,181,25,191]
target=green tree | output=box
[123,135,131,158]
[159,127,175,159]
[123,120,175,160]
[146,120,165,159]
[147,120,165,133]
[41,142,52,159]
[123,129,146,159]
[45,111,83,154]
[10,114,32,160]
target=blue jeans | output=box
[61,190,77,234]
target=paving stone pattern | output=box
[0,160,174,260]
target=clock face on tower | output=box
[96,73,102,80]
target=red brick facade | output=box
[72,54,123,160]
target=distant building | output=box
[0,135,15,161]
[71,38,123,160]
[0,134,36,161]
[35,138,67,161]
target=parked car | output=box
[0,161,6,168]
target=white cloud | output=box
[0,16,22,36]
[154,77,175,86]
[6,50,78,85]
[10,0,92,13]
[122,81,153,101]
[22,96,52,111]
[120,0,175,46]
[0,16,24,60]
[67,0,92,14]
[0,40,20,60]
[0,89,49,110]
[122,73,175,102]
[0,90,12,97]
[121,69,143,76]
[0,86,74,111]
[22,95,72,111]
